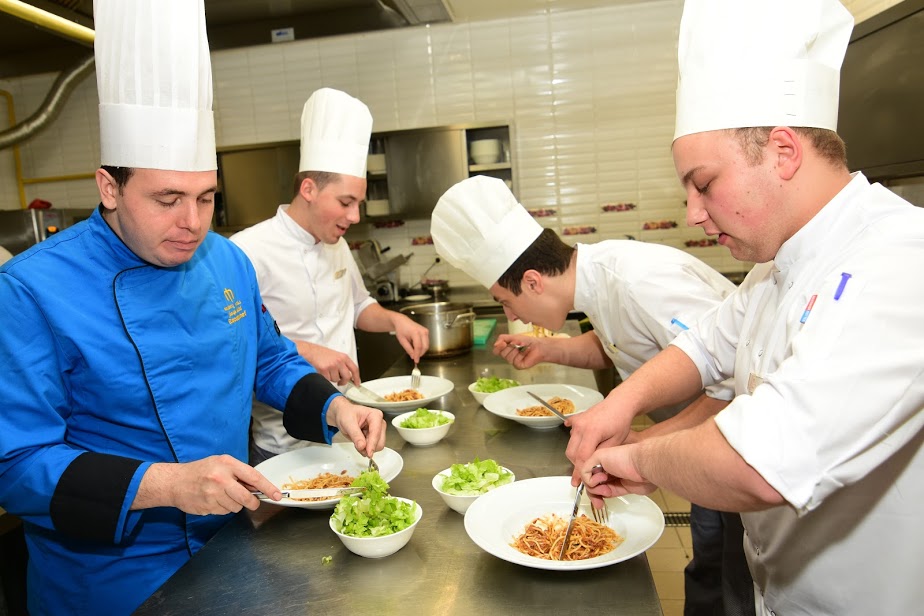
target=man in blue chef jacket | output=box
[0,1,385,614]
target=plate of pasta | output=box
[463,476,664,570]
[344,375,455,413]
[254,442,404,509]
[481,384,603,429]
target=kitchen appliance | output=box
[354,239,411,304]
[0,208,95,256]
[399,302,475,358]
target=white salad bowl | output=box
[467,382,491,406]
[392,410,455,446]
[432,466,515,514]
[329,498,422,558]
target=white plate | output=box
[255,442,403,509]
[464,476,664,570]
[404,294,431,302]
[482,383,603,429]
[344,375,455,413]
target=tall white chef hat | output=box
[95,0,216,171]
[431,176,543,289]
[299,88,373,177]
[673,0,854,141]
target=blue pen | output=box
[834,272,852,300]
[670,318,689,330]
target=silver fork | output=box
[410,363,421,389]
[588,464,610,526]
[368,456,379,474]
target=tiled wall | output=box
[0,0,903,287]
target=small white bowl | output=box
[392,410,455,446]
[431,466,515,514]
[468,382,491,406]
[329,498,421,558]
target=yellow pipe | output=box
[0,90,28,209]
[22,172,95,184]
[0,0,94,46]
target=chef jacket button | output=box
[757,350,764,357]
[788,281,793,288]
[770,611,776,616]
[745,340,750,346]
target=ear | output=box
[298,176,318,203]
[96,168,119,211]
[522,270,543,293]
[768,126,803,181]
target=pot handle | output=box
[445,311,476,328]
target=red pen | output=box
[800,294,817,324]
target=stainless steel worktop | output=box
[136,321,663,615]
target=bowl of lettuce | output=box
[391,408,455,446]
[431,458,515,514]
[330,470,421,558]
[469,376,520,405]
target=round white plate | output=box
[463,476,664,570]
[482,383,603,429]
[404,294,431,302]
[344,375,455,413]
[255,442,403,509]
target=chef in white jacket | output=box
[431,176,756,616]
[232,88,428,464]
[570,1,924,614]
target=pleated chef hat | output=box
[95,0,216,171]
[673,0,854,141]
[299,88,373,177]
[431,176,542,289]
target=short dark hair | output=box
[731,127,848,168]
[293,170,339,197]
[496,228,575,294]
[101,166,134,194]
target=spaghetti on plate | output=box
[385,389,424,402]
[511,513,623,561]
[282,470,354,501]
[516,396,575,417]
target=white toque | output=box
[298,88,373,177]
[95,0,216,171]
[674,0,854,141]
[431,176,543,289]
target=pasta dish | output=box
[282,470,355,501]
[523,324,555,338]
[516,396,575,417]
[511,513,624,561]
[385,388,424,402]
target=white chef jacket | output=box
[573,241,736,421]
[671,173,924,615]
[231,205,376,453]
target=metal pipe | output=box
[0,53,95,151]
[0,0,94,46]
[0,90,28,208]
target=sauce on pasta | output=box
[511,513,624,561]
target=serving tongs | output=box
[252,486,365,501]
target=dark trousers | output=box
[684,504,755,616]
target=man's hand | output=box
[135,455,281,514]
[325,396,386,458]
[492,333,553,369]
[580,445,657,500]
[294,340,360,386]
[392,315,429,363]
[565,397,635,486]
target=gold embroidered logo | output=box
[222,287,247,325]
[334,268,346,279]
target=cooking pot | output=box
[400,302,475,358]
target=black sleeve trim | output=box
[51,452,143,542]
[283,373,339,442]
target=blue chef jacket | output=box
[0,208,337,615]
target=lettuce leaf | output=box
[440,458,514,496]
[473,376,520,393]
[331,470,417,537]
[400,408,452,429]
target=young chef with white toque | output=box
[0,3,385,614]
[232,88,428,465]
[569,0,924,614]
[431,176,756,615]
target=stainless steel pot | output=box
[400,302,475,358]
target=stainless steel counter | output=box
[136,321,663,615]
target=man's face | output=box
[490,279,567,331]
[672,130,787,264]
[303,174,366,244]
[97,168,217,267]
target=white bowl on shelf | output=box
[367,153,386,174]
[329,498,422,558]
[469,139,502,165]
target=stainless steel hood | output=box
[838,0,924,181]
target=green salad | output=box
[399,408,452,429]
[473,376,520,393]
[440,458,514,496]
[331,470,417,537]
